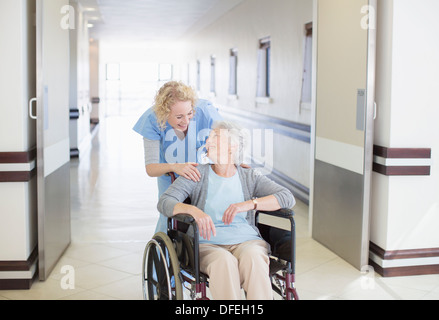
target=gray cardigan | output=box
[157,164,295,226]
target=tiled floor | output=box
[1,116,439,300]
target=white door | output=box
[36,0,71,280]
[312,0,376,269]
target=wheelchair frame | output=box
[142,208,299,300]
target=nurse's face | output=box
[167,100,194,133]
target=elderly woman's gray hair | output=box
[211,121,250,164]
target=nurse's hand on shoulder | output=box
[172,163,201,182]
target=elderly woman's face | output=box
[206,129,236,164]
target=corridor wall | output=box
[178,0,313,203]
[0,0,38,289]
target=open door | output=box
[36,0,71,280]
[312,0,376,270]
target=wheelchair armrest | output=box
[167,213,197,237]
[256,208,294,219]
[170,213,196,225]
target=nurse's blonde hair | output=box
[153,81,198,130]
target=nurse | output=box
[133,81,223,233]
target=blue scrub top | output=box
[133,99,222,232]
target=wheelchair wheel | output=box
[142,232,183,300]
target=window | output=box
[300,23,313,110]
[229,48,238,96]
[256,37,271,99]
[210,55,216,94]
[104,63,158,117]
[187,63,190,85]
[196,60,201,91]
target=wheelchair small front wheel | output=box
[142,232,183,300]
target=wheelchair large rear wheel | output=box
[142,232,183,300]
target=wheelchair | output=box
[142,206,299,300]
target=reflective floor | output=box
[1,116,439,300]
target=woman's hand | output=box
[173,203,216,241]
[222,201,253,225]
[191,210,217,241]
[223,195,281,225]
[171,163,201,182]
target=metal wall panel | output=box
[312,0,376,269]
[313,160,364,269]
[36,0,71,280]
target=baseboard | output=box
[0,247,38,290]
[0,278,34,290]
[369,242,439,277]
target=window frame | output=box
[210,55,216,95]
[228,48,238,97]
[256,37,271,102]
[196,60,201,92]
[300,22,313,111]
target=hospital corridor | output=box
[1,115,437,300]
[1,0,439,301]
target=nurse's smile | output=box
[168,100,194,134]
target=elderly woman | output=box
[157,121,295,300]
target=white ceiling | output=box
[78,0,244,43]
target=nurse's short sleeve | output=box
[197,99,223,126]
[132,108,162,140]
